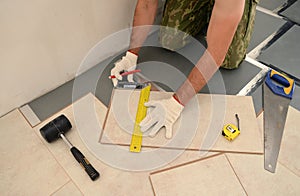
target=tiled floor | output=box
[1,93,299,195]
[0,110,70,195]
[2,0,300,195]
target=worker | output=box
[110,0,258,139]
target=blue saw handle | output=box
[265,70,295,99]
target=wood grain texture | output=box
[101,89,263,154]
[150,154,246,196]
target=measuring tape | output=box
[129,85,151,152]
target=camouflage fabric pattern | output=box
[160,0,258,69]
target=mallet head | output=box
[40,114,72,143]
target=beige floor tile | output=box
[102,90,263,154]
[52,181,83,196]
[0,110,69,195]
[167,151,220,168]
[34,94,153,196]
[257,107,300,177]
[226,153,300,195]
[34,94,223,196]
[278,107,300,176]
[19,104,41,127]
[150,154,246,196]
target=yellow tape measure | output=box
[129,85,151,152]
[222,114,240,141]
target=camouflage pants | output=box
[160,0,258,69]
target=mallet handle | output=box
[70,147,100,181]
[60,134,73,149]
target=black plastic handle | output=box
[70,147,100,181]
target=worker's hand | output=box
[140,96,184,139]
[111,51,138,86]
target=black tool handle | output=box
[70,147,100,181]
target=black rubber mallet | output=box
[40,114,100,181]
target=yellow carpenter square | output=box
[130,85,151,152]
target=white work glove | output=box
[140,96,184,139]
[111,51,138,86]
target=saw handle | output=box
[265,70,295,99]
[71,147,100,181]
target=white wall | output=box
[0,0,137,116]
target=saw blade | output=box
[263,84,290,173]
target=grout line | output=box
[247,20,294,60]
[258,22,294,53]
[275,0,298,13]
[40,137,85,195]
[247,32,280,59]
[99,90,114,143]
[278,160,300,178]
[49,180,84,196]
[237,65,269,96]
[27,116,77,192]
[256,6,283,18]
[256,109,263,118]
[245,56,269,70]
[0,108,16,118]
[149,175,157,196]
[62,180,85,196]
[100,140,264,154]
[17,108,83,195]
[224,154,249,196]
[237,57,268,97]
[49,180,72,196]
[150,153,223,175]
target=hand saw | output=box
[263,69,295,173]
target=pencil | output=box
[108,69,141,79]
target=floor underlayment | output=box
[247,9,287,53]
[257,25,300,82]
[280,1,300,24]
[258,0,288,11]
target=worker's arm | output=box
[129,0,158,54]
[110,0,158,86]
[140,0,245,138]
[175,0,245,105]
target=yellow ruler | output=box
[129,85,151,152]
